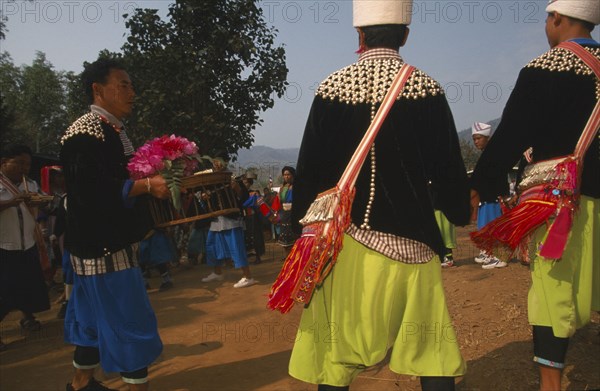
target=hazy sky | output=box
[2,0,599,149]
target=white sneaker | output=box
[474,252,488,264]
[481,257,508,269]
[441,256,454,268]
[201,272,224,282]
[233,277,256,288]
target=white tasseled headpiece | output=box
[546,0,600,25]
[472,122,492,137]
[353,0,413,27]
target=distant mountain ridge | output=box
[232,146,300,186]
[235,145,299,167]
[235,117,501,180]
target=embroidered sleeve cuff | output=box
[533,356,565,369]
[122,180,136,208]
[242,194,257,208]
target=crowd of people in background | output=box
[1,0,598,390]
[0,60,296,390]
[0,143,296,316]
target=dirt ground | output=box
[1,225,599,391]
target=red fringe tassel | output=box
[267,186,355,314]
[472,159,579,260]
[470,199,557,259]
[266,234,316,313]
[539,206,573,259]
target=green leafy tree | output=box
[18,51,69,153]
[0,95,16,144]
[1,5,19,147]
[63,70,88,123]
[0,8,6,41]
[121,0,288,158]
[0,51,79,154]
[0,52,23,147]
[1,6,69,153]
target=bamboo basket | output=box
[149,171,239,228]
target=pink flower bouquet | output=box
[128,135,200,210]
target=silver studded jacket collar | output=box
[316,48,443,104]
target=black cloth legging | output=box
[74,345,148,380]
[140,262,169,275]
[317,377,455,391]
[420,376,455,391]
[0,247,50,322]
[317,386,348,391]
[533,325,569,366]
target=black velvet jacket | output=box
[471,43,600,199]
[291,51,471,258]
[60,113,151,259]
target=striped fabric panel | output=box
[346,224,435,264]
[70,243,139,276]
[358,48,401,62]
[119,128,135,156]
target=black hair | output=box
[49,167,64,178]
[81,58,126,104]
[282,166,296,177]
[361,24,408,50]
[0,144,33,159]
[570,16,595,32]
[550,12,596,33]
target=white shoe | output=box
[481,257,508,269]
[233,277,256,288]
[441,256,454,268]
[201,272,224,282]
[474,252,488,264]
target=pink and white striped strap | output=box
[0,172,22,197]
[338,64,415,189]
[557,41,600,160]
